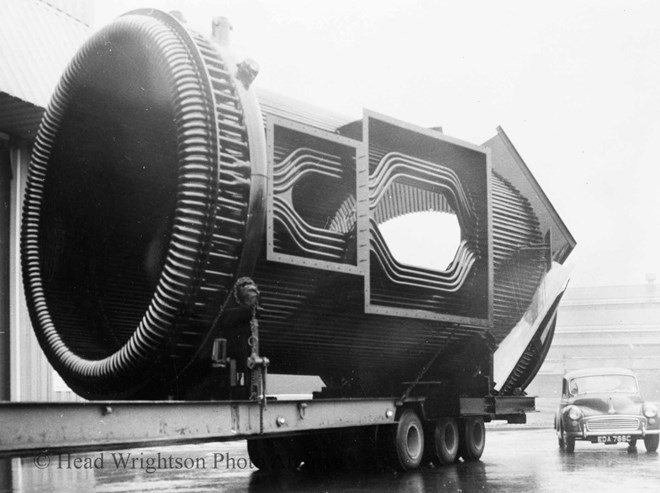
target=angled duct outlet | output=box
[484,127,576,344]
[483,127,576,265]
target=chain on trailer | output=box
[209,277,269,432]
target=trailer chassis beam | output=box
[0,399,397,455]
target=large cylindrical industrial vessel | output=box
[21,10,574,400]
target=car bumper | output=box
[564,415,660,438]
[565,429,660,438]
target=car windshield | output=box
[568,375,638,396]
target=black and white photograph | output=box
[1,1,659,491]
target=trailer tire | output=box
[386,409,425,471]
[247,438,269,470]
[247,437,304,470]
[458,417,486,461]
[428,417,459,465]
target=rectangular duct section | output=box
[358,111,492,325]
[266,115,360,273]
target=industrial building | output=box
[530,281,660,400]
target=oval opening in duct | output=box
[378,210,462,272]
[290,169,354,231]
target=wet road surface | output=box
[1,427,658,492]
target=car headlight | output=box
[643,403,658,418]
[567,405,583,421]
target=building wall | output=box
[528,283,660,401]
[7,139,81,402]
[43,0,93,26]
[0,135,10,400]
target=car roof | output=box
[564,367,635,380]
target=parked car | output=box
[555,368,659,453]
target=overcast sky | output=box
[93,0,660,288]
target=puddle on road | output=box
[1,430,658,492]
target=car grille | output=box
[585,417,640,432]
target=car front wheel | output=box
[643,434,659,452]
[559,426,575,453]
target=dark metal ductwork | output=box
[21,10,575,400]
[22,10,266,398]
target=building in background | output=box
[528,281,660,400]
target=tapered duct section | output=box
[21,10,264,398]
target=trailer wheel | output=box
[643,434,659,452]
[427,417,459,465]
[247,438,269,470]
[458,417,486,461]
[385,409,425,471]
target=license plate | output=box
[597,435,630,444]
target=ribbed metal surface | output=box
[484,128,575,264]
[272,145,354,261]
[586,417,640,432]
[373,182,454,224]
[499,316,557,395]
[491,172,547,343]
[252,259,485,388]
[258,89,355,133]
[21,11,253,398]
